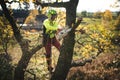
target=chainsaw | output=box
[57,26,72,40]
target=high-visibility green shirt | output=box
[43,19,58,38]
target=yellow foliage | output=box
[57,11,66,27]
[79,44,98,58]
[32,0,36,2]
[0,16,13,41]
[102,10,112,21]
[74,18,116,60]
[41,7,49,14]
[82,52,89,58]
[30,9,39,16]
[24,9,38,24]
[90,33,99,39]
[19,0,23,2]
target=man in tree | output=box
[43,9,61,73]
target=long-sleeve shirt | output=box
[43,19,58,38]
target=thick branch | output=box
[71,17,83,31]
[1,1,19,4]
[71,49,103,67]
[35,0,69,8]
[30,44,43,55]
[71,58,92,67]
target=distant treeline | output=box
[77,11,119,19]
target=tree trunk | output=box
[14,51,33,80]
[51,0,79,80]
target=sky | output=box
[77,0,120,12]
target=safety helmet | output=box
[47,9,57,18]
[48,9,57,15]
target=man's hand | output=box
[57,26,63,34]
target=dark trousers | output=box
[43,36,60,72]
[44,36,60,58]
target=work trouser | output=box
[44,36,60,57]
[44,36,60,71]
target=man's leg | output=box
[44,39,53,73]
[52,37,61,51]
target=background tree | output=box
[81,10,87,17]
[101,10,113,28]
[93,11,102,19]
[102,10,113,21]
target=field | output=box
[0,17,120,80]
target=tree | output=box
[101,10,113,28]
[93,11,102,19]
[102,10,112,21]
[81,10,87,17]
[35,0,83,79]
[1,0,43,80]
[0,0,87,80]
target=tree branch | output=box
[71,58,92,67]
[71,48,103,68]
[2,1,19,4]
[71,17,83,31]
[35,0,69,8]
[30,44,43,55]
[25,70,36,80]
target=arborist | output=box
[43,9,61,73]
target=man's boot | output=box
[46,58,53,73]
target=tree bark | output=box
[14,51,33,80]
[14,44,43,80]
[51,0,79,80]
